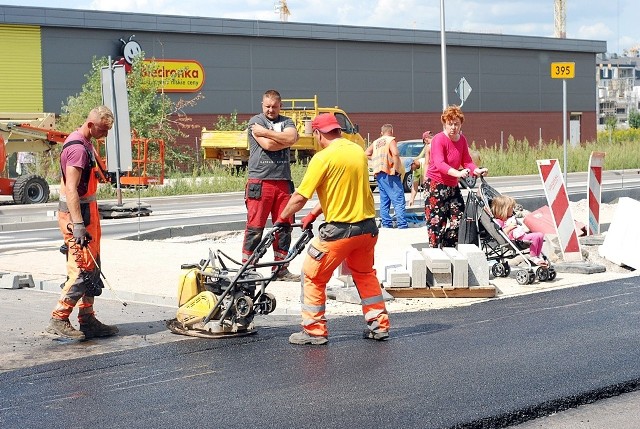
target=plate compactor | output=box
[167,225,313,339]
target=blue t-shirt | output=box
[247,113,295,180]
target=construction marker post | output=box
[587,151,606,236]
[550,62,575,184]
[537,158,583,262]
[101,57,133,206]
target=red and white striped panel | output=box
[537,159,583,262]
[587,151,606,236]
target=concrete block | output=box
[599,197,640,270]
[421,248,451,273]
[384,264,403,283]
[0,273,35,289]
[332,261,354,287]
[406,248,427,288]
[388,270,411,288]
[427,271,453,288]
[457,244,489,286]
[443,247,469,287]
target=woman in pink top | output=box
[425,105,488,248]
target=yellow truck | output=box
[201,95,367,166]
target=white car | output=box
[368,139,425,193]
[397,139,426,192]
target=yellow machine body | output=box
[176,266,219,326]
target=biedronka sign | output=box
[142,59,205,93]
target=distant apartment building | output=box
[597,53,640,129]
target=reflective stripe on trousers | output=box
[300,233,390,337]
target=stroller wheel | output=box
[528,272,536,284]
[491,262,505,278]
[491,262,511,278]
[515,270,529,285]
[536,267,550,282]
[548,268,557,281]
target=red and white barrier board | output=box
[587,151,605,236]
[536,159,583,262]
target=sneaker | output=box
[531,257,549,267]
[79,316,119,339]
[276,269,301,282]
[363,329,390,341]
[46,318,86,340]
[288,330,328,345]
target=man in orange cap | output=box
[277,114,390,345]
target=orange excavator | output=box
[0,114,164,204]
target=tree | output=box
[604,115,618,132]
[214,111,248,131]
[629,109,640,129]
[56,55,202,172]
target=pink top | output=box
[426,131,477,187]
[60,130,92,196]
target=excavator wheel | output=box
[12,174,50,204]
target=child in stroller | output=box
[490,195,548,268]
[465,177,556,285]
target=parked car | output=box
[368,138,425,193]
[397,139,426,192]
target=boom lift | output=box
[0,114,165,204]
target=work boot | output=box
[46,318,86,340]
[275,269,301,282]
[288,330,328,345]
[79,316,119,339]
[363,329,390,341]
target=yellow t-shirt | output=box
[297,138,375,223]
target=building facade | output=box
[0,5,606,147]
[597,53,640,129]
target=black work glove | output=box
[72,222,91,247]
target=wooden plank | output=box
[385,286,496,298]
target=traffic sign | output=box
[455,77,472,107]
[550,62,575,79]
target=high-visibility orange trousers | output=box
[51,203,101,322]
[301,233,389,337]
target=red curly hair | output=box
[441,105,465,125]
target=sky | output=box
[2,0,638,54]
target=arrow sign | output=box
[455,77,472,107]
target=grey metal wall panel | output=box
[30,6,598,118]
[1,5,607,52]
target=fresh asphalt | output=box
[1,276,638,429]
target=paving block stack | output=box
[383,243,496,298]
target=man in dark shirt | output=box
[242,89,300,281]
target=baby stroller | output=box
[458,177,556,285]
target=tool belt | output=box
[58,194,97,212]
[318,218,378,242]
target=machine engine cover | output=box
[176,291,219,326]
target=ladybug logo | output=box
[120,35,142,65]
